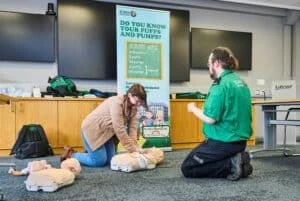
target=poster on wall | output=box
[116,5,171,151]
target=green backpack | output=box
[47,76,77,97]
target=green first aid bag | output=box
[47,76,77,97]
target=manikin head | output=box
[60,158,81,177]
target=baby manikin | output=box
[8,158,81,192]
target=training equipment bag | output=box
[10,124,53,159]
[47,75,77,97]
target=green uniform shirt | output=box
[203,69,252,142]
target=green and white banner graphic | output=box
[116,5,171,151]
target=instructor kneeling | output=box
[181,47,253,181]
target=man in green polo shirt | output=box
[181,47,253,181]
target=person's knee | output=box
[181,163,192,178]
[92,158,108,167]
[181,168,190,177]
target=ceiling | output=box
[215,0,300,24]
[217,0,300,11]
[129,0,300,24]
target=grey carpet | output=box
[0,147,299,201]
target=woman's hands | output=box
[135,147,147,154]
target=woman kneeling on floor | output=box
[62,83,148,167]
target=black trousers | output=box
[181,139,246,178]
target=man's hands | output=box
[187,102,197,112]
[187,102,216,124]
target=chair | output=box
[282,107,300,156]
[249,107,300,158]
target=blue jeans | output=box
[73,132,116,167]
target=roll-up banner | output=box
[116,5,171,151]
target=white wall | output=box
[292,20,300,141]
[293,20,300,95]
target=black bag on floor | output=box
[10,124,53,159]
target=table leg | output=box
[249,105,289,158]
[263,105,277,150]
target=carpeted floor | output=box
[0,146,299,201]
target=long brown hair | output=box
[126,83,148,110]
[210,47,239,70]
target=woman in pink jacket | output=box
[70,83,148,167]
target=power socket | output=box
[255,89,260,95]
[255,89,266,96]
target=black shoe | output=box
[60,146,75,162]
[241,151,250,164]
[240,151,253,178]
[241,162,253,178]
[227,153,242,181]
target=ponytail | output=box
[211,47,239,70]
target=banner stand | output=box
[116,5,171,151]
